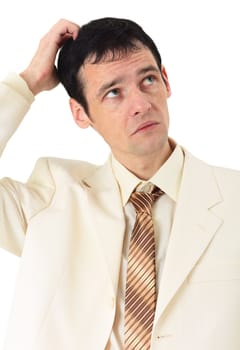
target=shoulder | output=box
[184,147,240,174]
[183,148,240,194]
[212,164,240,197]
[27,156,102,187]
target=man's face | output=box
[75,46,171,165]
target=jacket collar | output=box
[80,159,126,296]
[154,149,223,324]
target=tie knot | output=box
[129,186,164,215]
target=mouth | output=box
[131,121,160,135]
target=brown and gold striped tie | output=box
[124,186,163,350]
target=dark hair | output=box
[57,17,162,114]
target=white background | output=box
[0,0,240,346]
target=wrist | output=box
[20,70,41,96]
[3,73,35,103]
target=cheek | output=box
[107,122,128,147]
[88,102,128,139]
[93,118,123,143]
[155,98,170,119]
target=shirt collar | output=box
[111,142,185,206]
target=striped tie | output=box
[124,186,163,350]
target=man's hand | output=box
[20,19,80,95]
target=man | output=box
[0,17,240,350]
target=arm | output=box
[20,19,80,95]
[0,19,80,153]
[0,19,79,255]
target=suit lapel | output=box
[154,150,223,324]
[81,159,126,295]
[79,152,224,324]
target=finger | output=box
[54,19,80,39]
[60,28,79,40]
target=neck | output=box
[113,141,173,180]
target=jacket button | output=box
[156,334,172,340]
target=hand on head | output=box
[20,19,80,95]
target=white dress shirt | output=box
[109,143,185,349]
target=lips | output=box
[131,121,159,135]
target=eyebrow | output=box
[96,64,160,98]
[97,78,123,98]
[137,65,160,76]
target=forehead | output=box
[79,47,160,84]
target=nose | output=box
[128,89,152,117]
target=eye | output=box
[106,88,119,98]
[143,75,156,86]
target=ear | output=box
[69,98,92,129]
[161,65,172,98]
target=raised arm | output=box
[20,19,80,95]
[0,20,80,256]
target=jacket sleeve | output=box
[0,73,55,256]
[0,73,34,155]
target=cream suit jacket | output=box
[1,78,240,350]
